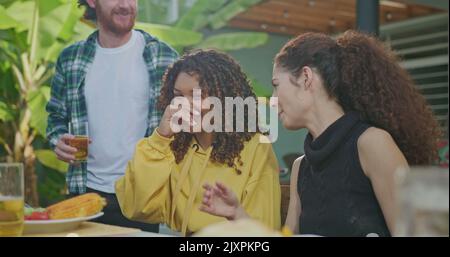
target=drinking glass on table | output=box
[68,122,89,163]
[0,163,24,237]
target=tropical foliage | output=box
[0,0,93,205]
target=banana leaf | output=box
[197,32,268,51]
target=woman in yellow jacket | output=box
[115,50,281,235]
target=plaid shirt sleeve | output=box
[147,41,179,135]
[46,51,69,149]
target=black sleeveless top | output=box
[297,112,391,237]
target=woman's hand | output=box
[199,182,249,221]
[157,104,198,138]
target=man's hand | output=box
[55,134,78,164]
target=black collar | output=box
[304,111,361,171]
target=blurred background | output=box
[0,0,448,208]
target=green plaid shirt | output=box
[46,30,178,194]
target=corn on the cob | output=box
[46,193,106,220]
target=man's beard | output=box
[96,3,136,36]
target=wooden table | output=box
[23,222,165,237]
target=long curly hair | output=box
[275,30,442,165]
[158,49,261,174]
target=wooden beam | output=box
[235,8,352,31]
[229,0,444,36]
[228,18,318,36]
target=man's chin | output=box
[109,23,135,35]
[108,15,135,33]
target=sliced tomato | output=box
[25,211,49,220]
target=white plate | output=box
[24,212,104,235]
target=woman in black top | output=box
[273,31,441,237]
[199,30,441,236]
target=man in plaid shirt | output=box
[46,0,178,232]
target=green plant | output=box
[0,0,93,206]
[138,0,272,97]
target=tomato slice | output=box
[25,211,49,220]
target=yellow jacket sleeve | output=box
[242,142,282,230]
[115,129,174,224]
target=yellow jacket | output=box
[115,129,281,235]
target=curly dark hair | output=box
[275,30,442,165]
[158,49,262,174]
[78,0,97,21]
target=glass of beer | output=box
[68,122,89,162]
[0,163,24,237]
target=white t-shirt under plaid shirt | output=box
[46,29,179,194]
[85,30,150,193]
